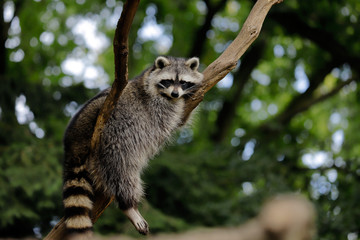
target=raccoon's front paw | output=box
[135,219,149,235]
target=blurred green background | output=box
[0,0,359,239]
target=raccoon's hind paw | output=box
[135,219,149,235]
[123,207,150,235]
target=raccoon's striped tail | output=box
[63,164,95,238]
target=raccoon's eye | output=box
[180,80,195,90]
[159,80,174,88]
[159,79,174,88]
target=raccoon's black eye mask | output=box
[179,81,195,90]
[158,79,174,88]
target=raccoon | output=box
[62,56,203,238]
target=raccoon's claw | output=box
[123,207,150,235]
[135,219,149,235]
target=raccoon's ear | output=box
[155,56,170,69]
[185,57,200,71]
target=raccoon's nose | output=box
[171,91,179,98]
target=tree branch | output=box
[261,77,356,133]
[90,0,140,151]
[304,78,356,111]
[182,0,283,123]
[273,59,340,126]
[44,1,140,239]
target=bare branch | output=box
[90,0,140,151]
[44,1,140,239]
[182,0,283,123]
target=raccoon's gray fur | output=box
[62,56,203,238]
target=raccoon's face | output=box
[146,56,203,100]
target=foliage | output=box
[0,129,63,237]
[0,0,359,239]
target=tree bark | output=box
[44,0,282,238]
[90,0,140,152]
